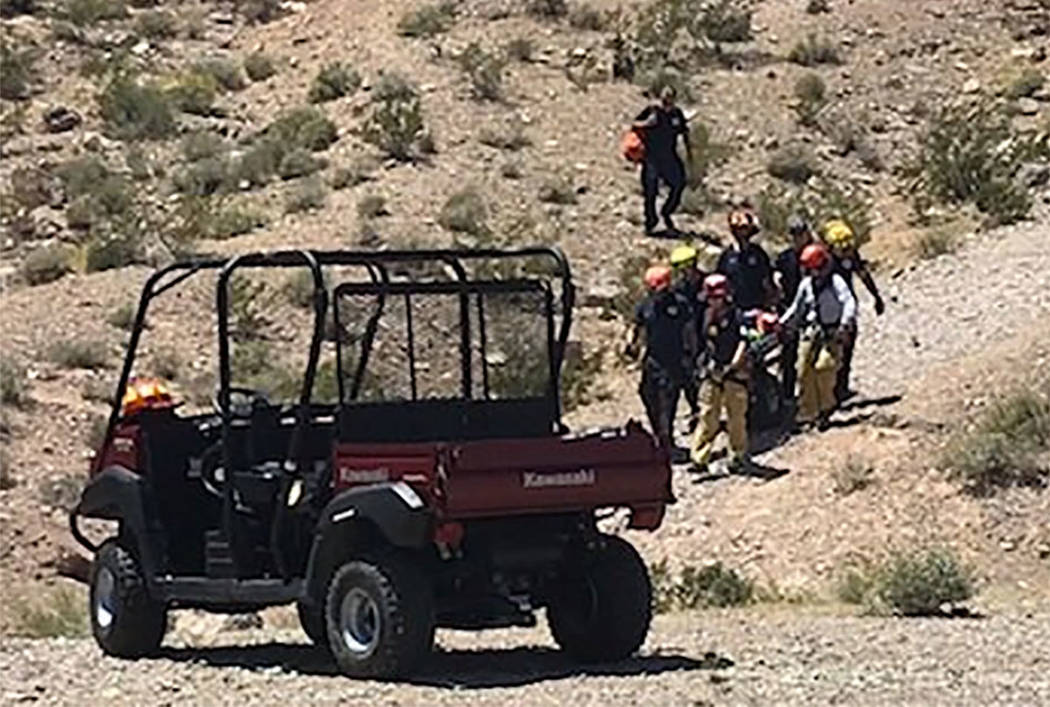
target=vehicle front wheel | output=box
[324,554,434,679]
[547,535,652,662]
[89,539,167,658]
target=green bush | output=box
[209,204,266,239]
[0,39,37,100]
[85,231,141,272]
[174,156,233,196]
[527,0,567,18]
[439,189,489,236]
[832,455,874,496]
[362,75,427,161]
[233,139,283,187]
[397,2,456,38]
[912,226,961,260]
[285,176,327,214]
[699,0,752,43]
[0,358,28,408]
[500,161,523,179]
[330,158,375,189]
[61,0,126,25]
[767,145,819,184]
[21,245,73,286]
[12,586,88,638]
[357,193,388,219]
[99,74,176,139]
[479,119,530,150]
[650,559,754,613]
[458,43,506,102]
[244,51,277,82]
[9,166,54,210]
[788,33,842,66]
[840,549,975,616]
[793,73,827,127]
[167,71,218,115]
[568,3,604,30]
[944,389,1050,494]
[308,61,360,103]
[195,57,247,92]
[263,107,338,152]
[903,100,1045,226]
[49,338,110,370]
[277,148,326,180]
[755,179,871,246]
[1007,68,1045,100]
[181,131,227,161]
[505,37,535,62]
[538,175,577,204]
[107,301,137,330]
[134,9,176,39]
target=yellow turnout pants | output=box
[690,377,749,467]
[797,335,841,422]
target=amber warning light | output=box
[121,377,177,417]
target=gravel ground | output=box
[2,607,1049,706]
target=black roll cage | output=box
[93,247,574,577]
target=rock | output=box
[1000,540,1016,552]
[130,40,150,56]
[582,283,619,309]
[42,106,81,134]
[1038,543,1050,559]
[1017,161,1050,188]
[1011,46,1047,63]
[221,612,264,631]
[1018,97,1041,115]
[961,78,981,94]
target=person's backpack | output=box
[621,128,645,163]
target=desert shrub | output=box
[527,0,567,18]
[397,2,456,37]
[686,121,729,187]
[167,71,218,116]
[49,339,111,370]
[9,166,54,210]
[903,99,1046,226]
[195,57,247,92]
[500,161,523,179]
[0,39,37,100]
[284,269,321,308]
[650,559,754,613]
[106,301,137,330]
[228,276,268,339]
[943,389,1050,495]
[244,51,277,82]
[174,156,233,195]
[181,131,226,161]
[308,61,360,103]
[806,0,830,12]
[912,226,961,260]
[560,345,602,412]
[85,230,142,272]
[479,119,530,150]
[0,358,27,408]
[788,33,842,66]
[61,0,126,25]
[767,145,819,184]
[148,347,181,380]
[285,176,327,214]
[699,0,751,43]
[209,204,265,239]
[793,73,827,127]
[99,74,176,139]
[505,37,535,62]
[633,0,751,75]
[21,245,73,286]
[331,157,375,189]
[840,549,975,616]
[756,179,871,246]
[277,148,326,180]
[1007,67,1045,100]
[233,139,283,187]
[357,193,388,219]
[12,586,88,638]
[236,0,281,23]
[636,66,692,102]
[263,106,338,152]
[362,74,427,161]
[458,43,506,102]
[125,146,153,180]
[439,188,489,237]
[134,9,176,39]
[538,175,577,204]
[832,455,874,495]
[568,3,604,30]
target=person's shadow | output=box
[159,643,711,689]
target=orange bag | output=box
[621,128,645,163]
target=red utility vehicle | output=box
[71,248,672,679]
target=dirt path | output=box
[3,605,1049,706]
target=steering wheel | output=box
[212,386,271,418]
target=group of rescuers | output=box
[624,84,885,474]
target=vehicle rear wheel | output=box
[547,535,651,663]
[324,554,434,679]
[89,539,166,658]
[296,600,327,648]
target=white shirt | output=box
[780,273,857,330]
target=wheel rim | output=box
[338,587,380,656]
[94,566,117,636]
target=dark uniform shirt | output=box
[635,105,687,162]
[832,249,865,293]
[716,243,772,311]
[775,247,803,309]
[635,290,693,371]
[699,306,746,367]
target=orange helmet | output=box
[800,243,830,271]
[644,264,672,292]
[121,377,176,417]
[756,312,780,334]
[703,273,729,298]
[727,209,759,235]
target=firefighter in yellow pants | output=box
[690,274,751,474]
[779,243,857,430]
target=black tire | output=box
[296,600,327,648]
[324,554,434,679]
[547,535,652,663]
[89,539,166,658]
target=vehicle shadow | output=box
[159,643,707,689]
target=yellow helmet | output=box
[669,244,698,269]
[823,219,855,250]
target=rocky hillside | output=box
[2,0,1050,640]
